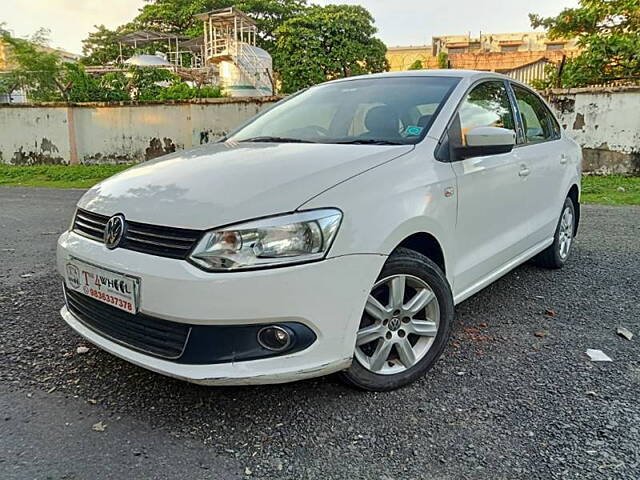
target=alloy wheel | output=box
[558,206,574,260]
[355,274,440,375]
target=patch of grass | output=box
[581,175,640,206]
[0,164,132,189]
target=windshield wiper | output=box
[238,136,317,144]
[334,139,405,146]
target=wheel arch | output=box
[391,232,447,276]
[567,184,580,235]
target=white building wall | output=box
[0,97,278,165]
[545,86,640,174]
[0,90,638,174]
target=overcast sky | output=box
[1,0,578,54]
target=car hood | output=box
[78,142,413,229]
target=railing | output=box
[203,34,270,92]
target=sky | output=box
[1,0,579,54]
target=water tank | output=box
[124,54,172,67]
[218,44,273,97]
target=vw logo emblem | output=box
[104,214,126,249]
[389,317,401,331]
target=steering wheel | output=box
[284,125,329,138]
[303,125,330,137]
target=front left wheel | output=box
[340,248,454,391]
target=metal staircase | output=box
[196,7,272,93]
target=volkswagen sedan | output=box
[57,70,581,391]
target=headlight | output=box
[189,209,342,271]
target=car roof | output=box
[327,69,513,84]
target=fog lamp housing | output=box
[257,326,292,351]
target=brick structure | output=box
[386,32,580,84]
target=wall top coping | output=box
[0,95,285,109]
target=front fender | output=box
[300,143,457,285]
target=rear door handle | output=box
[519,167,530,177]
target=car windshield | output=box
[228,76,461,145]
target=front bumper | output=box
[57,230,386,385]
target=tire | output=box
[534,196,576,269]
[340,248,454,391]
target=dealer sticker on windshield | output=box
[404,125,424,136]
[65,258,139,314]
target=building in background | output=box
[386,31,579,85]
[0,36,80,103]
[431,32,579,56]
[386,45,436,72]
[0,39,8,70]
[0,38,27,103]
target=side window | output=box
[512,86,557,143]
[459,81,516,143]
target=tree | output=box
[81,25,133,66]
[530,0,640,87]
[437,52,449,69]
[0,28,65,101]
[236,0,308,52]
[81,1,308,67]
[0,26,223,102]
[273,4,388,93]
[133,0,307,49]
[408,59,423,70]
[134,0,214,36]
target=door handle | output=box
[519,167,531,177]
[560,154,568,165]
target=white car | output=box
[57,70,581,391]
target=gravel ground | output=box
[1,187,639,479]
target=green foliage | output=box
[81,25,133,66]
[0,28,64,101]
[156,81,223,100]
[80,1,307,68]
[235,0,308,52]
[437,52,449,69]
[4,164,638,204]
[530,0,640,87]
[132,0,307,49]
[408,60,423,70]
[529,63,560,90]
[273,4,388,93]
[93,66,223,101]
[126,66,177,100]
[0,164,133,188]
[0,32,223,103]
[581,175,640,205]
[134,0,213,36]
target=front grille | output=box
[73,209,108,241]
[65,288,191,359]
[73,209,202,259]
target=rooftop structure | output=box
[432,32,579,56]
[195,7,273,96]
[386,31,581,85]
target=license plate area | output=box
[64,258,140,314]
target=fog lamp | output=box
[257,326,292,351]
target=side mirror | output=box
[454,126,516,160]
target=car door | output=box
[509,84,566,244]
[450,80,532,295]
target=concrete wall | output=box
[1,89,638,174]
[0,97,279,165]
[545,86,640,175]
